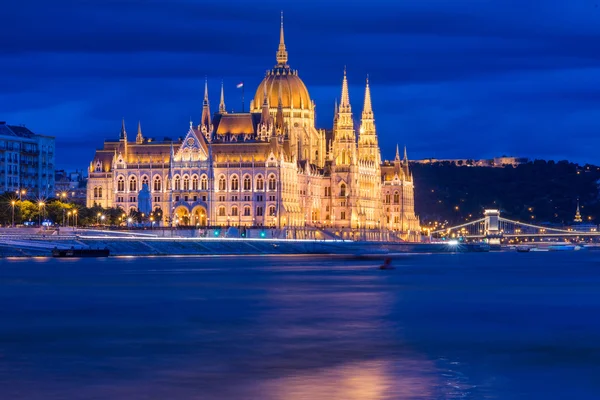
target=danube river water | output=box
[1,252,600,399]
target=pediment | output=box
[175,127,208,162]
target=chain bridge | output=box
[430,209,599,243]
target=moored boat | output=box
[52,248,110,257]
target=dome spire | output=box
[276,11,288,65]
[136,120,143,144]
[340,66,351,112]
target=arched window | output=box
[243,175,251,191]
[201,175,208,191]
[98,187,102,198]
[256,175,264,191]
[192,175,199,190]
[153,176,161,192]
[393,191,399,204]
[231,206,238,217]
[183,175,190,190]
[218,206,226,216]
[218,175,226,191]
[244,206,251,216]
[231,176,239,191]
[174,176,181,191]
[93,187,98,198]
[129,176,137,192]
[117,176,125,192]
[142,175,149,187]
[269,205,276,216]
[340,183,346,197]
[268,175,276,191]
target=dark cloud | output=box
[2,0,600,169]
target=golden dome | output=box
[252,12,311,111]
[253,68,312,110]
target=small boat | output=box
[548,245,576,251]
[52,247,110,258]
[516,246,531,253]
[379,257,395,270]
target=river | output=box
[1,252,599,399]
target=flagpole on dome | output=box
[236,81,244,112]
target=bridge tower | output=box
[484,209,501,245]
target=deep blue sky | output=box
[2,0,600,170]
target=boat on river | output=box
[52,247,110,258]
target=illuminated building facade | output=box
[87,16,420,240]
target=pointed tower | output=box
[403,146,410,178]
[276,11,288,66]
[219,80,227,114]
[275,82,285,136]
[358,75,381,164]
[136,121,144,144]
[332,67,356,165]
[200,78,211,128]
[574,199,583,223]
[120,118,128,160]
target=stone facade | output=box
[87,17,420,241]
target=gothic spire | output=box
[275,82,284,132]
[395,144,400,161]
[120,118,127,140]
[362,75,372,117]
[340,66,351,112]
[403,145,408,161]
[200,78,211,128]
[219,80,226,114]
[276,11,288,65]
[261,83,270,125]
[136,121,143,144]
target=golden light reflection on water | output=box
[262,358,438,400]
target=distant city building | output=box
[574,199,583,223]
[87,16,420,240]
[0,121,55,197]
[55,169,87,205]
[413,156,528,168]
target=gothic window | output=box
[117,176,125,192]
[93,187,98,198]
[192,175,199,191]
[142,175,149,187]
[201,175,208,191]
[183,175,190,191]
[218,206,226,216]
[243,175,251,191]
[393,191,399,204]
[219,175,226,191]
[256,206,263,216]
[98,187,102,198]
[244,206,251,216]
[341,211,346,220]
[385,193,390,204]
[231,176,239,191]
[231,206,238,217]
[154,176,161,192]
[340,183,346,197]
[174,176,181,191]
[256,175,264,191]
[268,205,276,216]
[129,176,137,192]
[268,175,276,191]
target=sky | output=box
[2,0,600,170]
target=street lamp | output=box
[11,200,16,227]
[73,209,78,230]
[127,217,133,229]
[150,216,154,230]
[38,201,45,227]
[100,215,105,227]
[67,211,72,227]
[97,212,101,225]
[17,189,26,201]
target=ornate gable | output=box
[174,126,209,162]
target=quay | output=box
[0,228,460,258]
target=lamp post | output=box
[17,189,26,201]
[150,216,154,230]
[11,200,16,227]
[127,217,132,229]
[38,201,45,227]
[100,215,105,227]
[67,211,72,227]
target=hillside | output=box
[412,160,600,225]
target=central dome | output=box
[252,13,311,111]
[253,67,312,110]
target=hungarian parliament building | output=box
[87,16,420,241]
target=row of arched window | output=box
[115,173,277,193]
[216,205,276,217]
[217,174,276,192]
[93,186,103,198]
[384,191,402,204]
